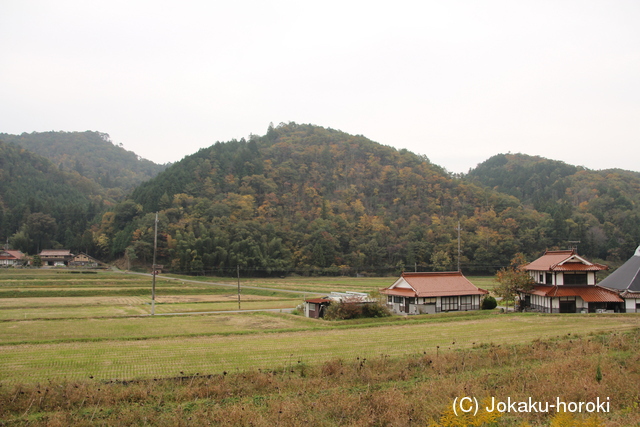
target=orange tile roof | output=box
[381,271,488,298]
[5,250,24,259]
[381,288,419,297]
[525,250,607,272]
[526,285,623,302]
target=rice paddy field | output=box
[1,268,639,426]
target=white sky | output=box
[1,0,639,173]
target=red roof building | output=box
[0,250,25,266]
[519,250,622,313]
[381,271,488,315]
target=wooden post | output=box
[237,265,241,310]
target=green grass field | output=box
[2,268,640,426]
[0,268,637,387]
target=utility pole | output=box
[456,221,462,272]
[151,212,158,316]
[237,264,241,310]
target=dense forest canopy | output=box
[3,123,639,276]
[0,141,101,254]
[0,131,167,255]
[95,123,571,275]
[468,153,640,260]
[0,131,169,198]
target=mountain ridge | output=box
[3,123,639,274]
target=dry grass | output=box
[1,314,638,386]
[0,329,638,426]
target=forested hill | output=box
[5,123,639,274]
[467,153,640,259]
[0,141,101,253]
[100,123,553,274]
[0,131,169,197]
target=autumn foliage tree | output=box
[494,253,534,311]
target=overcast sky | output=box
[1,1,638,173]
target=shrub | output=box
[324,300,391,320]
[361,301,392,318]
[481,296,497,310]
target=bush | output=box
[361,301,392,318]
[481,296,497,310]
[324,301,391,320]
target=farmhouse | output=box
[0,249,25,267]
[380,271,488,315]
[304,292,371,319]
[69,252,103,267]
[518,249,623,313]
[598,245,640,313]
[39,249,74,266]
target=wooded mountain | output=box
[0,131,169,199]
[0,141,101,253]
[5,124,638,275]
[95,123,558,274]
[468,153,640,260]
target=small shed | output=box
[304,292,371,319]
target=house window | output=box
[564,273,587,285]
[423,297,436,304]
[459,296,473,310]
[441,296,458,311]
[388,295,393,303]
[407,297,416,304]
[393,296,403,304]
[539,274,544,283]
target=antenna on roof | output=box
[568,241,580,253]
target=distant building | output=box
[69,253,103,267]
[519,249,623,313]
[0,250,25,267]
[381,271,488,315]
[39,249,74,267]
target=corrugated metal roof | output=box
[381,271,488,298]
[599,249,640,293]
[525,285,623,302]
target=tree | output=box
[494,253,534,312]
[9,230,31,253]
[430,250,452,271]
[25,213,57,253]
[32,254,43,268]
